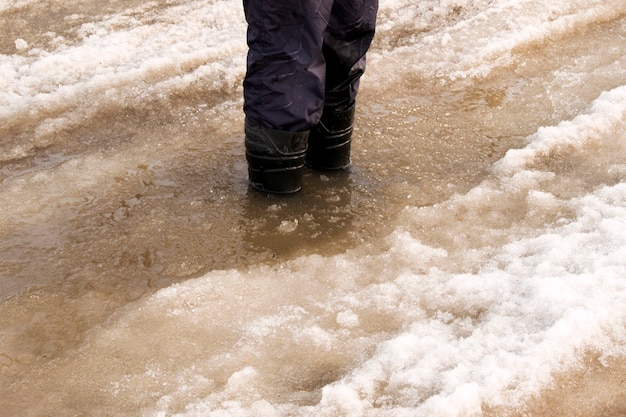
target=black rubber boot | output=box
[305,105,355,170]
[245,119,309,194]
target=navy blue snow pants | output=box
[243,0,378,132]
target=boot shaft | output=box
[245,120,308,194]
[305,105,355,170]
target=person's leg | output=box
[243,0,333,193]
[306,0,378,170]
[243,0,333,131]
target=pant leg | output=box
[243,0,333,132]
[323,0,378,110]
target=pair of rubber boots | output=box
[246,105,355,193]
